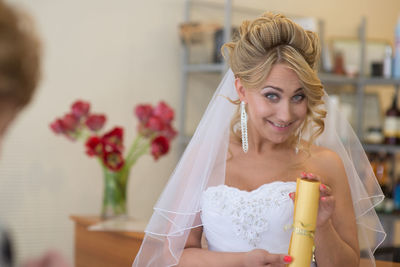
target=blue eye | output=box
[264,93,279,102]
[292,94,305,103]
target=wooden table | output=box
[71,215,400,267]
[361,258,400,267]
[70,215,145,267]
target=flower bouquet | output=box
[50,100,177,218]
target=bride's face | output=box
[241,63,308,145]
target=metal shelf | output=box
[361,77,400,86]
[319,73,358,85]
[184,63,225,73]
[320,73,400,86]
[363,143,400,154]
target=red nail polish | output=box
[308,173,314,178]
[321,184,326,189]
[284,255,293,263]
[289,192,294,199]
[321,196,326,201]
[301,172,306,177]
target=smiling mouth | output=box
[267,120,293,128]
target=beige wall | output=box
[1,0,400,265]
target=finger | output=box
[321,195,335,206]
[288,192,295,201]
[306,172,320,181]
[319,183,332,196]
[300,172,320,181]
[264,254,293,265]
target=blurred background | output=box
[2,0,400,265]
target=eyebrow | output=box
[262,85,303,93]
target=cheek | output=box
[295,103,308,118]
[248,104,273,121]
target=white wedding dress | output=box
[201,181,316,266]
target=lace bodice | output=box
[200,181,296,254]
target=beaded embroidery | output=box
[201,182,295,247]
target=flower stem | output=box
[126,135,143,161]
[126,141,150,167]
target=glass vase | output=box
[101,166,130,219]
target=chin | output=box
[267,134,291,145]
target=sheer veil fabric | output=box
[132,69,385,267]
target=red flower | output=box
[135,104,153,124]
[161,124,177,141]
[102,127,124,151]
[153,101,174,123]
[85,136,103,157]
[50,119,66,134]
[71,100,90,119]
[86,114,106,131]
[151,136,169,160]
[102,149,124,171]
[146,116,165,132]
[61,113,80,132]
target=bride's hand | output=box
[243,249,292,267]
[289,172,335,228]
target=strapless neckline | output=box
[207,180,297,194]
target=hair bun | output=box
[235,12,320,69]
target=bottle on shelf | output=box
[368,152,378,174]
[375,152,389,193]
[383,91,400,145]
[384,45,392,78]
[394,15,400,78]
[374,152,396,213]
[394,175,400,210]
[372,152,387,213]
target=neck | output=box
[246,123,294,154]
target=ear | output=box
[235,78,247,103]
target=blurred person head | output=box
[0,1,41,266]
[0,0,41,144]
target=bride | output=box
[133,12,385,267]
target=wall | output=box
[1,0,400,265]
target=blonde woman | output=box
[133,12,384,267]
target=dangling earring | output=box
[241,101,248,153]
[295,125,302,154]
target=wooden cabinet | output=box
[70,215,145,267]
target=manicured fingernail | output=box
[289,192,295,199]
[284,255,293,263]
[301,171,306,177]
[308,173,315,178]
[320,184,326,190]
[321,196,326,201]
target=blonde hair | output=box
[222,12,326,151]
[0,1,41,109]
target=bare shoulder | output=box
[309,145,344,169]
[307,145,347,187]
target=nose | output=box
[275,100,292,123]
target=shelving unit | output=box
[320,17,400,151]
[178,0,232,152]
[321,20,400,237]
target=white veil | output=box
[132,69,386,267]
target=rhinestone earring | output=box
[241,101,248,153]
[295,125,302,154]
